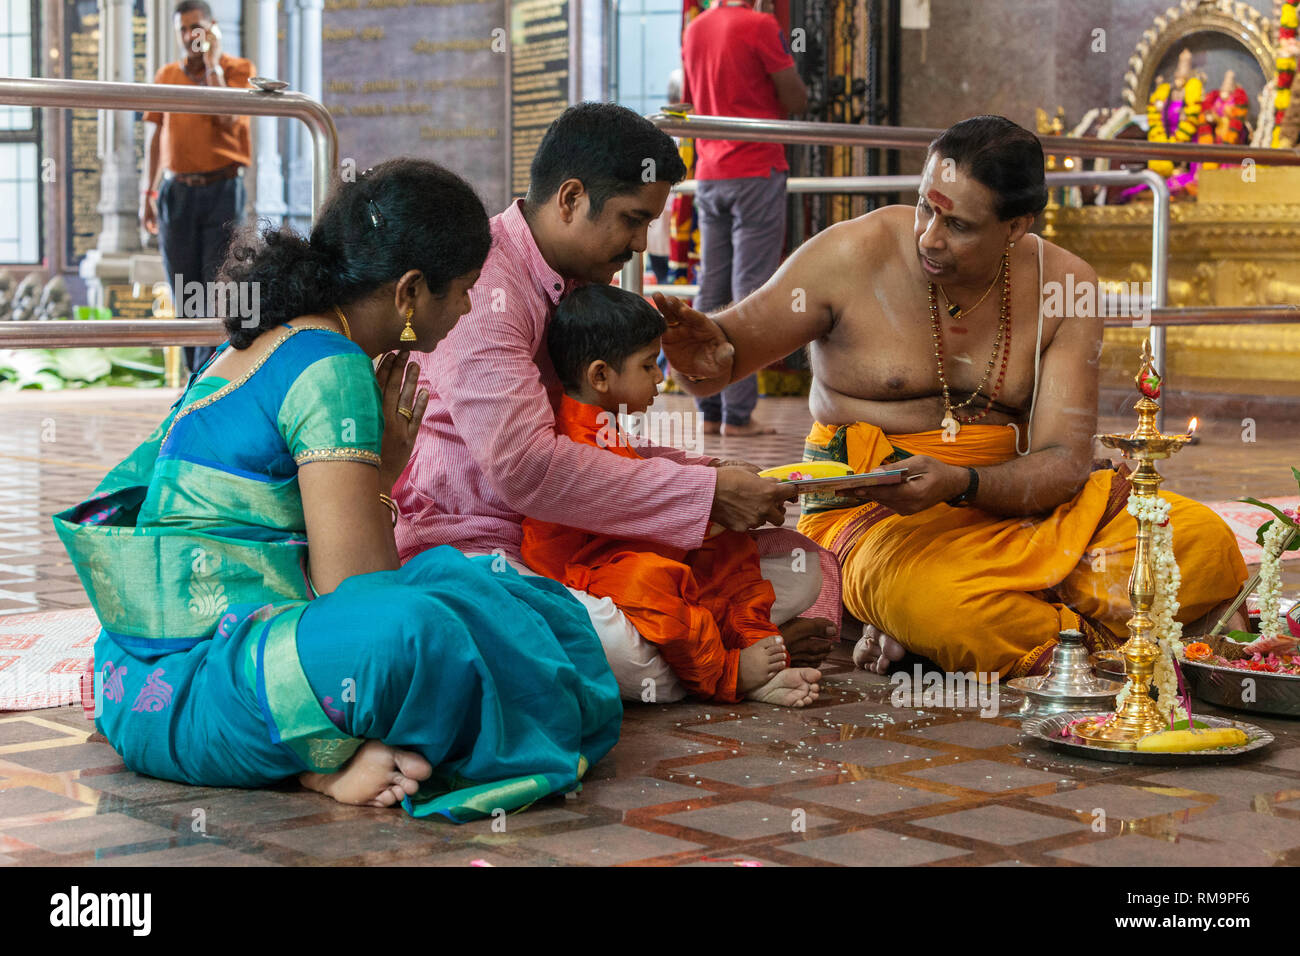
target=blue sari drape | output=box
[54,327,622,821]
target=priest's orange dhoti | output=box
[797,422,1246,678]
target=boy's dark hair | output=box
[525,102,688,218]
[549,284,667,393]
[174,0,213,18]
[219,157,491,348]
[927,115,1048,220]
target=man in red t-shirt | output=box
[681,0,807,435]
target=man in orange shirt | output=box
[139,0,254,373]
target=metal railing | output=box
[1,103,1296,423]
[0,76,338,215]
[647,113,1300,166]
[622,169,1178,376]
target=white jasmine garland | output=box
[1122,493,1186,723]
[1258,520,1290,641]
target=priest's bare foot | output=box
[702,420,722,435]
[853,624,906,674]
[300,740,432,808]
[746,667,821,707]
[779,616,838,667]
[721,419,777,437]
[738,635,787,693]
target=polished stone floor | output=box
[1,386,1298,866]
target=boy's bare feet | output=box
[300,740,433,808]
[738,635,788,693]
[779,616,838,667]
[853,624,906,674]
[746,667,822,707]
[721,419,777,437]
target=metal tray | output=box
[1021,710,1273,765]
[1183,658,1300,717]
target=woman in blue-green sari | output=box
[55,159,621,820]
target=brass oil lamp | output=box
[1074,339,1196,748]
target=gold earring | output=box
[400,306,416,343]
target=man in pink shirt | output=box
[394,103,839,701]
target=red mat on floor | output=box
[0,607,98,711]
[1205,496,1299,565]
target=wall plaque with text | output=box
[509,0,570,198]
[322,0,508,213]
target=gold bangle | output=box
[378,492,399,527]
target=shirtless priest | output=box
[656,114,1247,680]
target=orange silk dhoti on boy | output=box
[521,395,780,703]
[796,422,1246,678]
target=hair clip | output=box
[367,199,385,229]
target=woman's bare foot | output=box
[721,419,777,437]
[738,635,787,693]
[300,740,433,808]
[746,667,821,707]
[779,617,838,667]
[853,624,906,674]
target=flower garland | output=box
[1146,76,1204,180]
[1119,493,1187,724]
[1258,518,1291,640]
[1274,2,1298,148]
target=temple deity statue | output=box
[1146,48,1204,190]
[1198,69,1250,169]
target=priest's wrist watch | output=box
[946,466,979,508]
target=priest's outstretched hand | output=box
[653,292,735,385]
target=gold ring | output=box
[397,406,413,421]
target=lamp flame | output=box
[1187,417,1199,437]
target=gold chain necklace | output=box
[331,305,353,340]
[937,257,1003,322]
[929,250,1012,435]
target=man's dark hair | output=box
[525,102,688,217]
[174,0,213,18]
[548,284,667,392]
[927,115,1048,220]
[219,158,491,348]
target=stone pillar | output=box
[248,0,287,223]
[285,0,319,232]
[79,0,143,306]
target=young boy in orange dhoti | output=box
[520,285,826,707]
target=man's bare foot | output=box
[779,616,838,667]
[721,419,777,437]
[738,635,787,693]
[300,740,433,808]
[853,624,906,674]
[702,420,722,435]
[746,667,821,707]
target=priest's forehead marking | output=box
[926,188,954,211]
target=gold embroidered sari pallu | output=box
[797,422,1247,678]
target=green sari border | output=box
[255,605,363,773]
